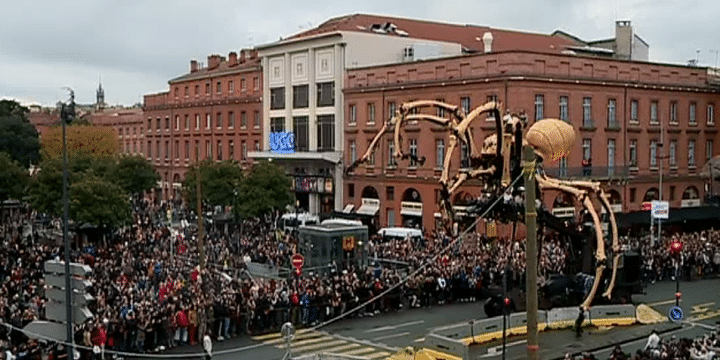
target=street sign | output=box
[668,306,683,322]
[44,261,92,277]
[342,236,356,251]
[45,302,94,325]
[45,288,93,306]
[291,254,304,269]
[651,200,669,219]
[44,274,92,291]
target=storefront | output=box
[401,188,423,229]
[292,175,334,214]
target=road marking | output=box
[281,335,334,349]
[324,343,361,353]
[691,302,715,314]
[484,339,528,355]
[690,309,720,322]
[647,299,683,307]
[365,320,425,333]
[364,351,391,359]
[414,338,425,343]
[373,332,410,341]
[345,347,377,356]
[293,339,347,353]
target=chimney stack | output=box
[240,50,246,63]
[229,52,238,66]
[190,60,198,73]
[482,32,493,53]
[207,54,223,69]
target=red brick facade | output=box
[143,50,263,201]
[344,50,720,233]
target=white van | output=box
[321,218,363,226]
[277,213,319,233]
[377,227,423,241]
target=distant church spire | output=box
[96,77,105,111]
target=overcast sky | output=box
[1,0,718,107]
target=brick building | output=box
[143,50,263,201]
[341,18,720,232]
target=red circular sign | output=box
[291,254,304,269]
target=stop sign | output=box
[291,254,304,269]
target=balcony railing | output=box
[544,165,629,180]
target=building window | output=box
[534,94,544,121]
[367,103,376,125]
[630,188,636,203]
[205,140,211,159]
[194,85,199,97]
[486,94,498,121]
[147,118,152,131]
[228,111,235,129]
[174,87,179,98]
[254,111,260,128]
[293,116,308,152]
[241,78,246,92]
[607,99,617,127]
[164,141,169,160]
[348,183,355,198]
[293,85,308,108]
[670,101,678,124]
[216,113,222,129]
[156,118,161,130]
[669,140,677,167]
[229,140,235,160]
[348,104,357,125]
[240,111,247,129]
[270,117,285,133]
[669,186,676,201]
[386,186,394,201]
[436,139,445,169]
[205,113,211,129]
[146,141,151,157]
[689,140,696,167]
[582,139,591,161]
[185,141,190,160]
[461,96,470,114]
[707,140,713,162]
[165,117,170,130]
[349,140,356,164]
[205,83,210,95]
[366,140,375,166]
[690,102,697,125]
[195,114,200,130]
[708,104,715,125]
[317,82,335,107]
[650,101,658,124]
[407,139,418,167]
[630,99,639,123]
[254,140,259,151]
[387,209,395,227]
[174,140,179,159]
[460,141,469,168]
[228,80,234,93]
[316,115,334,151]
[216,81,222,94]
[559,96,569,122]
[388,101,397,120]
[184,86,189,97]
[253,77,259,90]
[436,98,446,118]
[559,157,568,177]
[184,114,189,130]
[582,97,592,127]
[216,140,222,160]
[242,141,247,161]
[650,140,658,167]
[607,139,616,174]
[387,140,396,166]
[270,87,285,110]
[194,140,200,160]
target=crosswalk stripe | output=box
[263,331,323,345]
[281,335,334,349]
[293,339,348,353]
[345,347,377,356]
[325,343,361,353]
[252,328,316,341]
[364,351,391,359]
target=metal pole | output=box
[502,265,507,360]
[196,160,205,269]
[675,257,680,307]
[658,121,663,246]
[62,102,74,360]
[523,146,539,360]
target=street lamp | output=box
[670,239,683,306]
[60,88,75,360]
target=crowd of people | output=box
[2,201,720,360]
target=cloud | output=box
[1,0,719,106]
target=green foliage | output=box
[69,174,130,229]
[236,160,292,217]
[0,100,40,167]
[113,154,160,195]
[0,152,29,203]
[182,159,244,208]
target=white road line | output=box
[647,299,683,307]
[365,320,425,333]
[373,332,411,341]
[414,338,425,343]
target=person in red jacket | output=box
[175,306,189,345]
[91,320,107,360]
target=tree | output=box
[0,100,40,167]
[41,124,118,159]
[0,152,29,203]
[69,174,130,229]
[113,154,160,196]
[236,160,292,217]
[183,160,244,209]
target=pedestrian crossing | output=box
[252,329,392,359]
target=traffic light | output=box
[60,90,75,124]
[503,297,511,315]
[675,292,682,300]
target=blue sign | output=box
[270,132,295,154]
[668,306,683,322]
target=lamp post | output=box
[60,89,75,360]
[671,240,683,306]
[522,146,539,360]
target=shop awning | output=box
[617,205,720,228]
[342,204,354,213]
[401,201,423,217]
[356,198,380,216]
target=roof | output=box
[169,57,261,84]
[288,13,584,54]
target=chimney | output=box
[228,52,238,66]
[615,20,633,60]
[240,50,246,63]
[190,60,198,73]
[207,54,223,69]
[482,32,493,53]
